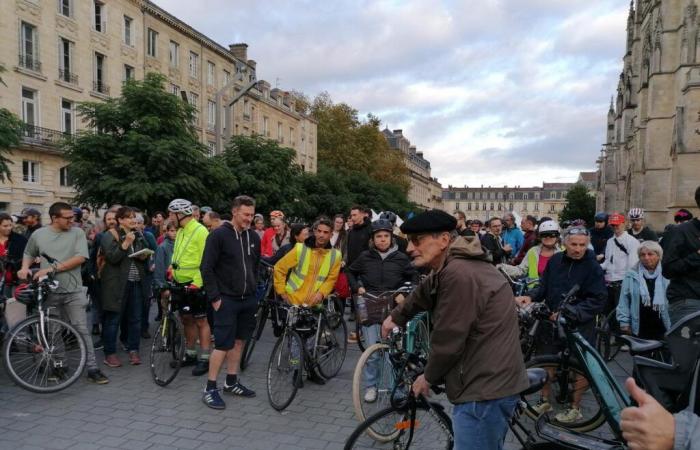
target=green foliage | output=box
[62,72,236,212]
[0,108,21,182]
[559,183,596,225]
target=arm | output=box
[390,274,434,326]
[513,230,524,256]
[570,264,608,323]
[346,253,365,293]
[153,245,167,288]
[601,240,613,271]
[102,230,129,265]
[616,276,633,329]
[318,254,342,298]
[662,231,700,279]
[191,227,208,288]
[200,233,221,302]
[273,247,298,296]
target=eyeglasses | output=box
[540,233,559,239]
[565,227,589,237]
[59,215,75,220]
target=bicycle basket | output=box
[14,283,37,306]
[361,293,394,326]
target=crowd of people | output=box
[0,183,699,450]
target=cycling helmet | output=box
[572,219,587,227]
[538,220,560,235]
[674,208,693,223]
[371,219,394,235]
[72,207,83,222]
[594,212,609,222]
[628,208,644,220]
[167,198,194,216]
[560,220,571,229]
[14,283,36,306]
[379,211,397,226]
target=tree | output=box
[62,72,235,212]
[559,183,596,225]
[0,64,21,182]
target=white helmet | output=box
[168,198,194,216]
[538,220,560,234]
[628,208,644,220]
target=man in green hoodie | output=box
[382,209,528,450]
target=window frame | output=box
[169,41,179,67]
[146,28,158,58]
[189,52,199,79]
[22,160,40,184]
[60,98,74,134]
[123,16,133,46]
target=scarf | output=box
[377,244,398,260]
[636,263,668,312]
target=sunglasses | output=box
[540,233,559,239]
[630,218,642,222]
[566,227,590,236]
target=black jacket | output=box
[662,218,700,303]
[201,221,261,302]
[590,225,613,256]
[346,246,415,294]
[529,250,607,324]
[629,226,658,243]
[481,233,510,265]
[4,232,28,281]
[345,217,372,266]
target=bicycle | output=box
[2,253,87,393]
[240,261,277,371]
[354,284,415,352]
[266,300,348,411]
[149,283,185,387]
[595,309,624,362]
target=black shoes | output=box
[192,360,209,376]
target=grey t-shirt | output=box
[24,226,90,293]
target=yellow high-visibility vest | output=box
[285,243,340,294]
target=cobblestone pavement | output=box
[0,312,634,450]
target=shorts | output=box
[212,295,257,351]
[172,285,208,318]
[534,320,596,356]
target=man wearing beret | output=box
[382,209,528,450]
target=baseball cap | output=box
[19,207,41,218]
[608,213,625,225]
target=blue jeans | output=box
[362,324,382,388]
[453,395,519,450]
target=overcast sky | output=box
[154,0,628,188]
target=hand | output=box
[281,293,291,304]
[515,296,532,307]
[381,315,398,338]
[597,254,605,262]
[357,287,366,295]
[124,232,136,246]
[411,374,431,398]
[17,268,31,281]
[395,294,405,305]
[503,244,512,253]
[621,378,674,450]
[549,312,559,322]
[33,268,54,280]
[310,292,323,306]
[160,289,170,299]
[212,299,221,311]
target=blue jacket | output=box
[617,267,671,335]
[154,237,174,289]
[530,250,607,324]
[503,226,524,258]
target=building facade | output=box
[382,128,442,210]
[0,0,316,215]
[441,183,574,223]
[596,0,700,230]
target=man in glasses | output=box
[382,209,528,450]
[628,208,658,243]
[17,202,109,385]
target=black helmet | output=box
[379,211,397,226]
[594,212,608,222]
[14,283,36,306]
[371,219,394,235]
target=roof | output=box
[578,171,597,182]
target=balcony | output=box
[19,124,69,149]
[58,69,79,84]
[18,53,41,72]
[92,81,110,95]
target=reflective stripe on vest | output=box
[285,243,339,294]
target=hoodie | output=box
[590,224,614,257]
[390,236,528,404]
[201,221,261,302]
[345,217,372,266]
[346,244,416,294]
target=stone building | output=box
[381,128,442,210]
[441,183,574,224]
[596,0,700,230]
[0,0,316,215]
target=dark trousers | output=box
[116,281,143,352]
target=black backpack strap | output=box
[613,238,628,256]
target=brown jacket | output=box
[391,235,528,404]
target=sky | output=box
[154,0,629,188]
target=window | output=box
[243,99,250,119]
[60,99,73,134]
[147,28,157,57]
[59,166,73,186]
[169,41,179,67]
[223,70,230,87]
[549,204,555,212]
[124,64,134,81]
[490,203,494,210]
[467,203,472,211]
[534,192,540,200]
[58,0,73,18]
[223,105,230,132]
[58,38,75,83]
[207,100,216,130]
[263,116,269,136]
[289,127,294,144]
[188,92,199,123]
[535,203,539,211]
[123,16,133,46]
[207,141,216,156]
[207,61,215,86]
[509,202,513,211]
[189,52,199,78]
[523,193,529,200]
[21,88,38,128]
[94,53,107,93]
[170,83,179,96]
[277,122,283,142]
[482,203,486,211]
[20,22,39,71]
[523,202,528,211]
[23,161,40,183]
[94,1,105,32]
[550,192,556,199]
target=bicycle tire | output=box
[595,310,622,362]
[355,320,366,352]
[317,314,347,379]
[150,314,185,387]
[523,355,606,433]
[412,317,431,358]
[352,343,400,442]
[3,315,87,393]
[344,402,454,450]
[326,295,344,330]
[267,329,304,411]
[240,302,269,371]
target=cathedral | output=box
[596,0,700,230]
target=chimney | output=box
[393,129,403,136]
[229,43,248,61]
[416,151,424,159]
[247,59,257,69]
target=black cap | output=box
[400,209,457,234]
[19,207,41,217]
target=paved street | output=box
[0,313,635,450]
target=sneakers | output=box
[202,388,226,410]
[128,351,141,365]
[223,381,256,398]
[172,354,197,369]
[555,407,583,423]
[87,369,110,384]
[364,387,378,403]
[192,360,209,376]
[347,332,358,343]
[532,398,552,415]
[93,340,104,351]
[104,354,122,368]
[620,345,630,352]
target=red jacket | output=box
[261,227,276,257]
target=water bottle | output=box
[356,295,368,323]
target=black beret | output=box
[400,209,457,234]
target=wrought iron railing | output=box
[92,81,110,95]
[58,68,79,84]
[19,124,70,147]
[18,53,41,72]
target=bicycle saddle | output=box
[619,335,664,354]
[521,368,548,396]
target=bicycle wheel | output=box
[3,315,87,393]
[150,314,184,387]
[241,301,269,371]
[267,329,304,411]
[595,310,622,362]
[317,314,347,379]
[344,402,454,450]
[325,295,344,330]
[352,343,402,441]
[413,317,431,358]
[356,321,368,352]
[523,355,606,433]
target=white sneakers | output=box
[364,387,378,403]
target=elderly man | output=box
[382,209,527,450]
[502,212,524,259]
